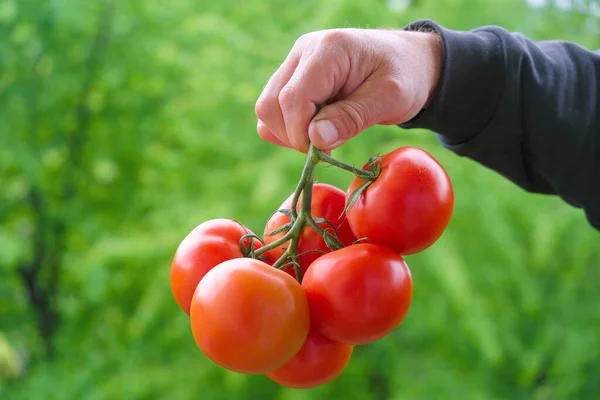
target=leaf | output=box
[368,154,382,175]
[352,237,372,245]
[312,217,338,233]
[323,229,343,251]
[275,208,294,219]
[343,179,372,214]
[266,222,293,237]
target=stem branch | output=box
[313,148,378,180]
[290,149,315,220]
[305,215,344,250]
[254,228,295,257]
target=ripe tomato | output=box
[170,219,272,316]
[302,243,412,345]
[190,258,310,374]
[346,147,454,255]
[266,329,353,389]
[264,183,357,277]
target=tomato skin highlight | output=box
[170,219,271,316]
[302,243,413,345]
[264,183,357,277]
[346,147,454,255]
[266,329,353,389]
[190,258,310,374]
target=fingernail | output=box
[313,120,338,147]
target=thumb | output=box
[308,99,375,151]
[308,79,385,150]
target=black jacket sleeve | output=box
[399,19,600,231]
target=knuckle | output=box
[320,29,351,47]
[255,94,276,121]
[386,78,407,100]
[384,78,419,120]
[278,84,298,109]
[294,32,313,47]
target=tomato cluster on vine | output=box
[170,145,454,389]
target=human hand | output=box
[255,28,443,153]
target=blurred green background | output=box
[1,0,599,399]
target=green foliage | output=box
[1,0,599,399]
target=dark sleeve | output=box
[399,19,600,231]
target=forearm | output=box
[401,20,600,230]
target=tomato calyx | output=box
[342,154,382,214]
[238,232,267,259]
[310,216,344,251]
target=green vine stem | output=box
[253,145,319,260]
[313,148,379,181]
[249,114,383,282]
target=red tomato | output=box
[190,258,310,374]
[266,329,353,389]
[346,147,454,255]
[302,243,413,345]
[170,219,271,316]
[264,183,357,277]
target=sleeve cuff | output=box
[399,19,506,146]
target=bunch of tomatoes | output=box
[170,146,454,389]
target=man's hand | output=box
[255,28,443,153]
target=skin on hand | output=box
[255,28,443,153]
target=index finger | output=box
[278,47,350,153]
[255,52,301,146]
